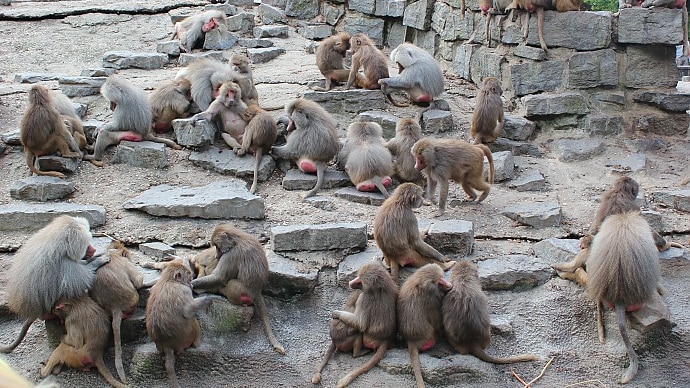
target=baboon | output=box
[176,58,254,110]
[20,85,83,178]
[190,246,218,277]
[230,53,259,104]
[50,89,88,151]
[470,77,505,144]
[271,98,340,198]
[237,104,278,194]
[442,261,540,364]
[191,81,248,152]
[84,76,181,166]
[586,212,660,384]
[191,224,286,354]
[506,0,583,51]
[385,117,424,185]
[1,215,108,353]
[312,32,351,91]
[345,33,389,90]
[373,183,455,281]
[149,78,193,133]
[173,10,227,53]
[397,264,453,388]
[146,258,218,388]
[330,262,398,387]
[378,43,444,107]
[411,138,495,215]
[311,290,363,384]
[90,241,144,383]
[476,0,516,44]
[338,122,394,197]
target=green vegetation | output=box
[585,0,619,12]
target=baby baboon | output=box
[470,77,505,144]
[173,10,227,53]
[149,78,193,133]
[311,289,363,384]
[192,224,286,354]
[338,122,394,197]
[312,32,351,91]
[190,246,218,277]
[345,33,389,90]
[90,241,144,383]
[330,262,398,387]
[411,138,495,215]
[20,84,83,178]
[385,117,424,185]
[397,264,453,388]
[84,75,181,166]
[40,296,126,388]
[442,261,540,364]
[237,104,278,194]
[230,53,259,104]
[1,215,108,353]
[586,212,660,384]
[271,98,340,198]
[373,183,454,281]
[191,81,248,152]
[378,43,444,107]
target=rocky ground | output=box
[0,1,689,387]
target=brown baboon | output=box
[330,262,398,387]
[442,261,540,364]
[191,81,248,152]
[338,122,394,197]
[40,296,127,388]
[173,10,227,53]
[271,98,340,198]
[373,183,455,281]
[411,138,495,215]
[378,43,444,107]
[312,32,351,91]
[386,117,424,185]
[149,78,193,133]
[62,115,88,151]
[237,104,278,194]
[1,215,108,353]
[90,241,144,383]
[84,76,181,167]
[190,246,218,277]
[191,224,285,354]
[311,290,363,384]
[230,53,259,104]
[586,212,660,384]
[20,85,83,178]
[470,77,505,144]
[345,33,389,90]
[397,264,453,388]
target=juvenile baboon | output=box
[50,89,88,151]
[397,264,453,388]
[90,241,144,383]
[230,53,258,104]
[84,76,181,166]
[471,77,505,144]
[586,212,660,384]
[311,290,363,384]
[411,138,495,215]
[378,43,444,107]
[149,78,193,133]
[385,118,424,185]
[345,33,389,90]
[271,98,340,198]
[312,32,351,91]
[1,215,108,353]
[373,183,455,281]
[191,224,286,354]
[338,122,393,197]
[173,10,227,53]
[40,296,126,388]
[442,261,540,364]
[330,262,398,387]
[237,104,278,194]
[190,246,218,277]
[20,85,83,178]
[191,81,248,152]
[177,58,254,110]
[146,258,217,388]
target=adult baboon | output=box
[338,122,393,197]
[378,43,444,107]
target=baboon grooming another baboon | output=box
[373,183,455,281]
[191,224,286,354]
[149,78,193,133]
[173,10,227,53]
[271,98,341,198]
[51,89,88,151]
[411,138,495,216]
[312,32,351,91]
[1,215,108,353]
[345,33,389,90]
[442,261,540,364]
[330,262,398,387]
[470,77,505,144]
[191,81,248,152]
[378,43,444,107]
[338,122,394,197]
[237,104,278,194]
[586,212,660,384]
[398,264,453,388]
[385,117,424,185]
